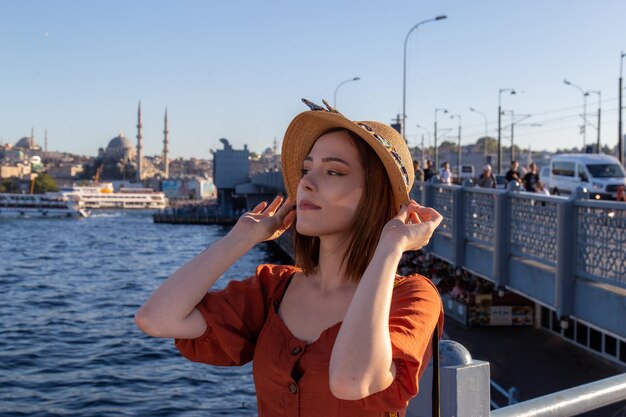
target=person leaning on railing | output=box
[135,99,444,417]
[476,164,496,188]
[505,160,523,186]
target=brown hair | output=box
[292,128,396,282]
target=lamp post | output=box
[402,15,447,140]
[469,107,488,155]
[434,108,448,168]
[333,77,360,108]
[563,79,590,150]
[416,124,431,162]
[587,90,601,153]
[619,51,625,164]
[450,114,462,179]
[498,88,516,174]
[502,111,531,162]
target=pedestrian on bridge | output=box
[439,161,452,184]
[505,160,523,186]
[523,162,540,192]
[477,164,497,188]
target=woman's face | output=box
[296,131,365,238]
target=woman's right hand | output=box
[230,195,296,244]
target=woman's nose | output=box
[299,171,317,192]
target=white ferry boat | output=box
[61,183,168,210]
[0,193,90,218]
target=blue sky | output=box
[1,0,625,158]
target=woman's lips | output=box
[298,200,321,210]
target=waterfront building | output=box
[0,162,31,180]
[160,177,216,201]
[213,138,250,215]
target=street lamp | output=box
[563,79,590,150]
[333,76,360,108]
[402,15,447,140]
[469,107,488,155]
[434,107,448,168]
[498,88,516,174]
[450,114,462,179]
[416,124,431,162]
[618,51,625,164]
[587,90,602,153]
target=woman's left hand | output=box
[379,200,443,252]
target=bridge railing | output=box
[407,340,626,417]
[575,198,626,288]
[411,179,626,339]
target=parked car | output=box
[548,153,626,200]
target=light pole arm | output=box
[402,15,447,139]
[334,77,360,108]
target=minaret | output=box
[163,108,170,179]
[30,127,35,149]
[45,129,48,153]
[136,101,143,182]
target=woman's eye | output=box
[328,170,345,176]
[301,168,309,176]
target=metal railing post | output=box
[452,184,466,267]
[493,186,512,289]
[422,181,437,257]
[555,186,588,318]
[407,340,491,417]
[424,179,436,208]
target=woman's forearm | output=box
[329,239,403,400]
[135,229,255,338]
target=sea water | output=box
[0,211,283,416]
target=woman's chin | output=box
[295,222,318,236]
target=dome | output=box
[15,136,36,149]
[107,134,133,150]
[103,133,135,163]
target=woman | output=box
[136,99,444,417]
[476,164,496,188]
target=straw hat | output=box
[281,99,414,210]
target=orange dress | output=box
[175,264,443,417]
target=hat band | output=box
[356,122,410,187]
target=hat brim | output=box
[281,111,412,211]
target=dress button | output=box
[291,346,302,355]
[289,382,298,394]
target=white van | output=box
[539,166,551,190]
[460,165,475,181]
[548,153,626,200]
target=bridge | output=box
[253,171,626,416]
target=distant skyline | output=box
[1,0,625,159]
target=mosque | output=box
[12,128,43,154]
[92,103,171,181]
